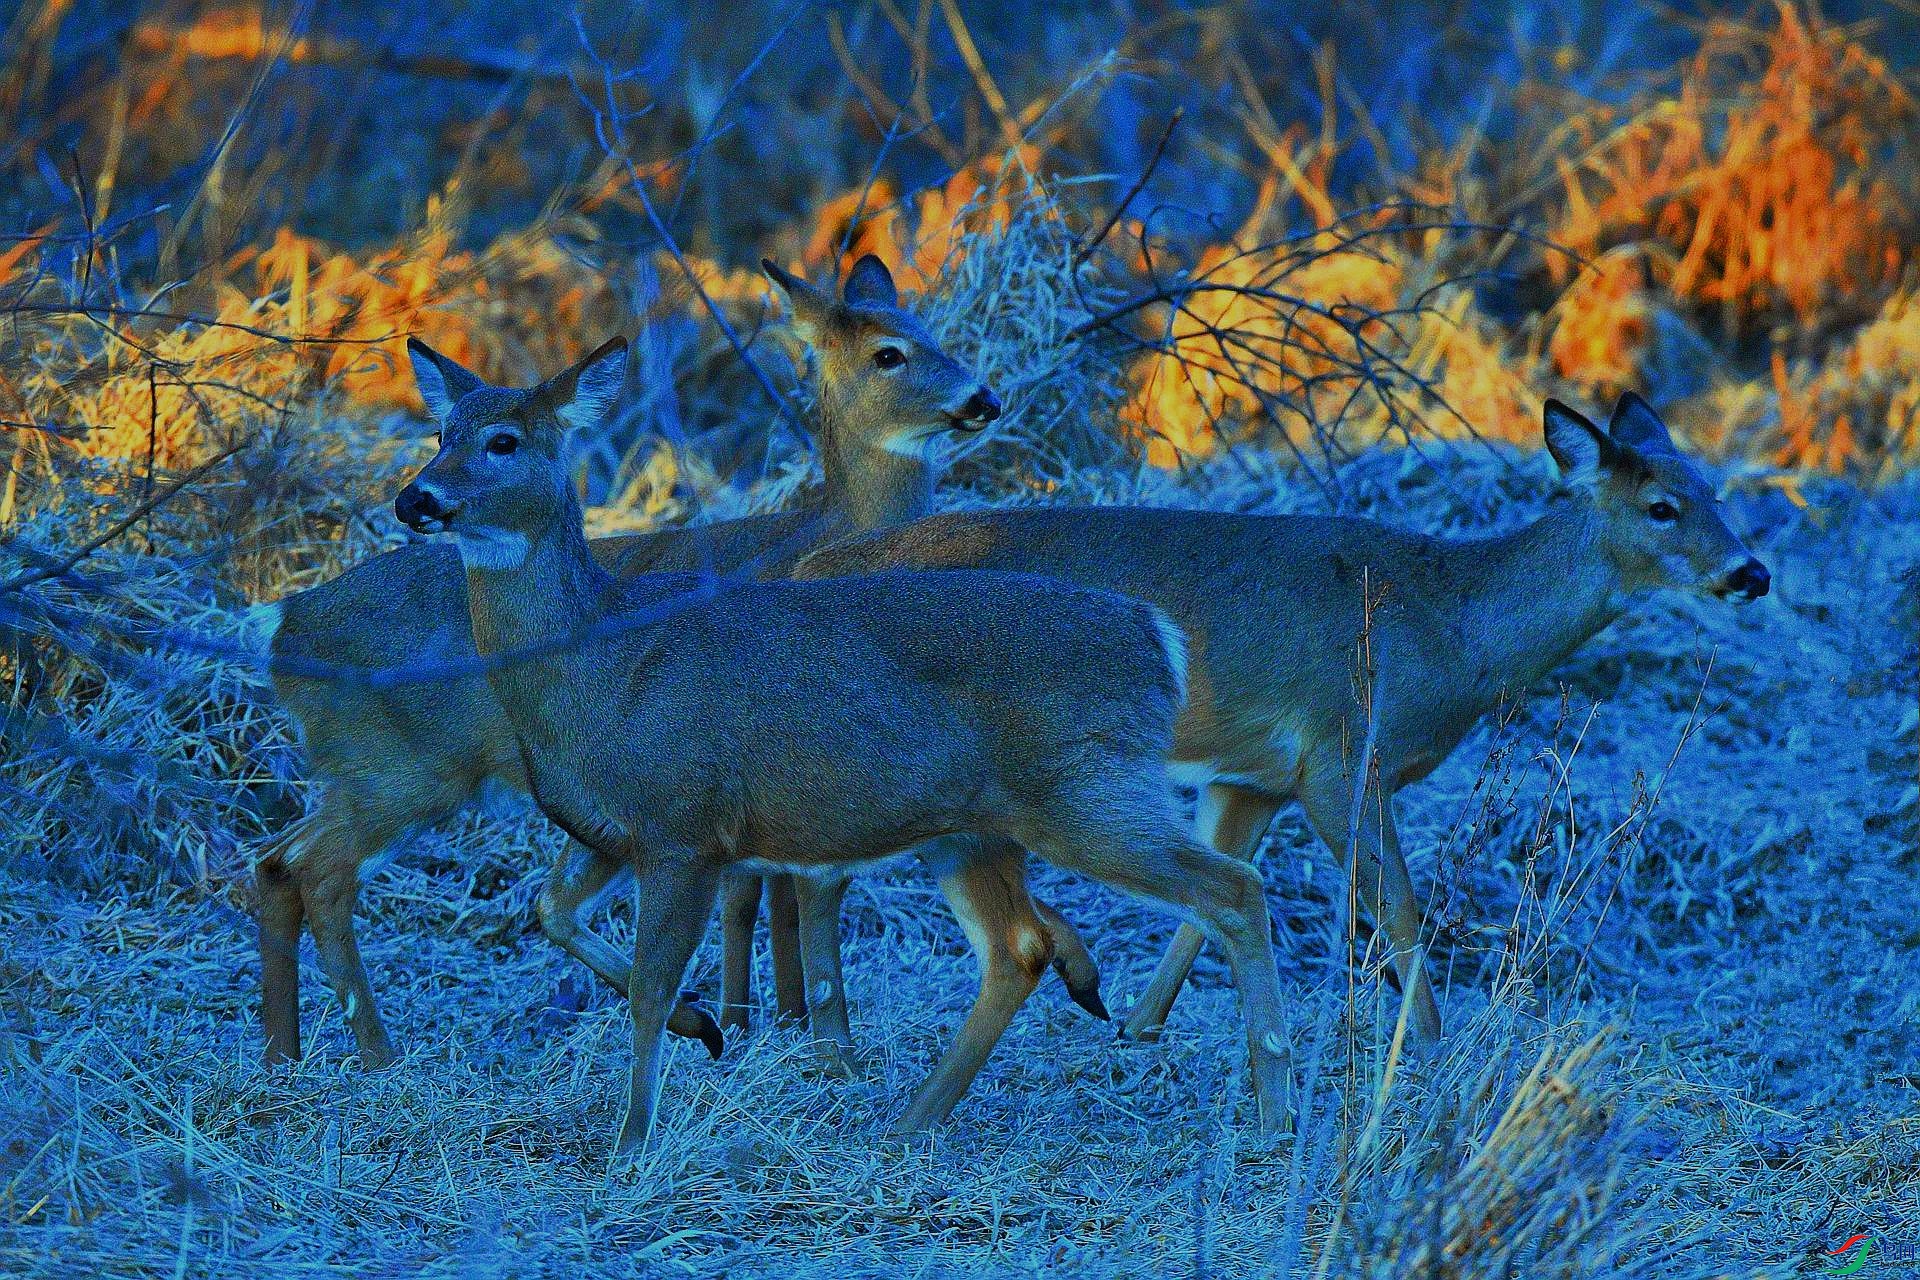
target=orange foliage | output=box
[1552,1,1910,324]
[1548,250,1653,389]
[800,148,1045,292]
[1119,189,1397,466]
[63,294,304,469]
[241,216,620,410]
[0,227,48,289]
[36,201,621,471]
[1407,293,1538,447]
[661,250,768,309]
[1776,286,1920,473]
[126,7,327,64]
[21,0,1920,491]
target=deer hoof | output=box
[808,1041,863,1079]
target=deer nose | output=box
[395,482,450,531]
[960,387,1001,424]
[1724,557,1770,601]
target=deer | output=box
[792,393,1772,1046]
[388,335,1297,1151]
[254,255,1103,1075]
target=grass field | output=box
[2,2,1918,1275]
[6,455,1912,1276]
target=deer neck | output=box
[1452,496,1625,696]
[816,395,937,532]
[461,497,611,676]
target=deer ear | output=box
[1543,399,1614,488]
[763,258,836,348]
[544,336,628,434]
[842,254,898,308]
[1607,391,1676,455]
[406,338,484,420]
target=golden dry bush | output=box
[125,5,330,65]
[1546,249,1654,390]
[59,300,302,470]
[1550,1,1912,326]
[1776,285,1920,473]
[798,146,1046,292]
[656,248,767,309]
[1404,290,1539,446]
[244,208,627,410]
[1119,167,1386,465]
[5,201,625,486]
[1117,169,1537,465]
[0,255,302,477]
[1375,1035,1624,1278]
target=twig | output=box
[665,2,806,227]
[828,11,964,166]
[142,363,157,553]
[836,109,910,264]
[0,419,83,440]
[1076,109,1183,268]
[937,0,1020,149]
[1068,217,1581,342]
[158,0,316,273]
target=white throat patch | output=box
[453,528,530,571]
[879,429,938,459]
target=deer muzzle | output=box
[395,481,457,533]
[1719,557,1771,602]
[949,386,1002,430]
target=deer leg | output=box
[950,838,1106,1019]
[257,819,311,1066]
[718,875,762,1034]
[537,841,631,990]
[1123,783,1281,1041]
[612,856,721,1159]
[1377,800,1441,1042]
[538,841,725,1059]
[1301,774,1441,1046]
[298,849,396,1070]
[892,837,1053,1133]
[1032,898,1107,1020]
[767,874,810,1027]
[1025,779,1294,1134]
[791,872,857,1076]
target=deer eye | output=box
[873,346,906,370]
[485,432,520,457]
[1647,499,1679,523]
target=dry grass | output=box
[4,434,1912,1275]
